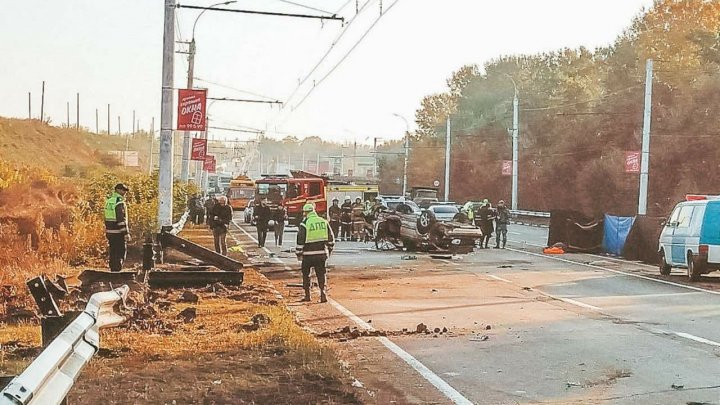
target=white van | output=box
[658,196,720,281]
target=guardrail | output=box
[1,285,129,405]
[510,210,551,218]
[169,210,190,235]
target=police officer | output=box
[104,183,130,272]
[296,203,335,303]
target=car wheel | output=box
[659,250,671,275]
[417,211,436,235]
[688,253,702,282]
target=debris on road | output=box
[470,335,489,342]
[178,291,200,303]
[416,323,428,333]
[497,264,513,268]
[671,384,685,390]
[177,307,197,323]
[401,255,417,260]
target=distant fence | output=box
[510,210,550,227]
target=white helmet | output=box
[344,196,351,201]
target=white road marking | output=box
[506,247,720,296]
[440,259,460,266]
[674,332,720,347]
[328,298,474,405]
[232,220,472,404]
[488,274,512,283]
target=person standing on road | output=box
[209,196,233,255]
[351,197,365,241]
[494,200,510,249]
[296,203,335,303]
[254,199,271,247]
[478,201,495,249]
[328,198,341,238]
[104,183,130,272]
[340,196,352,241]
[273,205,287,247]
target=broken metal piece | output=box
[78,270,137,286]
[41,311,81,347]
[26,276,62,317]
[148,271,244,289]
[159,232,243,272]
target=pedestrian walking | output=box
[188,194,205,225]
[254,199,271,247]
[104,183,130,272]
[296,203,335,303]
[340,196,352,241]
[208,196,233,255]
[328,198,341,238]
[477,201,495,249]
[494,200,510,249]
[273,205,287,247]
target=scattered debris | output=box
[416,323,428,333]
[671,384,685,390]
[470,335,489,342]
[486,325,492,330]
[351,379,364,388]
[566,381,583,388]
[400,255,417,260]
[497,265,513,268]
[177,307,197,323]
[238,313,272,332]
[178,291,200,304]
[522,287,532,291]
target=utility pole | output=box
[28,92,31,119]
[180,38,195,182]
[132,110,136,134]
[373,138,379,178]
[76,93,80,131]
[95,109,99,133]
[158,0,176,226]
[512,85,519,211]
[444,117,451,201]
[149,116,155,174]
[638,59,654,216]
[40,81,45,123]
[118,116,121,135]
[66,102,70,128]
[107,104,111,134]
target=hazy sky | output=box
[0,0,653,145]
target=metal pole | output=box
[95,108,99,133]
[28,92,31,119]
[444,117,451,201]
[76,93,80,131]
[158,0,176,227]
[132,110,136,134]
[149,117,155,174]
[512,90,519,211]
[373,138,378,178]
[316,153,320,175]
[107,104,110,134]
[181,39,195,182]
[66,102,70,128]
[402,134,408,196]
[638,59,653,216]
[40,81,45,122]
[118,116,121,135]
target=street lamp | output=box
[181,0,237,182]
[504,74,519,211]
[392,113,410,197]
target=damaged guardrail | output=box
[169,210,190,235]
[1,285,129,405]
[510,210,550,218]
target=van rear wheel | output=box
[659,250,671,275]
[687,253,702,282]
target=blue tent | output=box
[603,215,636,256]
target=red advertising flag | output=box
[191,138,207,161]
[203,155,216,173]
[501,160,512,176]
[625,151,641,173]
[177,89,207,131]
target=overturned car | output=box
[373,201,482,254]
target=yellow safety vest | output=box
[104,193,122,221]
[304,213,329,243]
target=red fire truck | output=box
[254,171,328,225]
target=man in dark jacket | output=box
[104,183,130,272]
[494,200,510,249]
[340,196,352,241]
[273,205,287,247]
[296,203,335,303]
[477,202,495,249]
[328,198,341,238]
[253,199,271,247]
[208,196,233,255]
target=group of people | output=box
[187,193,234,255]
[463,199,510,249]
[253,199,287,248]
[328,196,373,242]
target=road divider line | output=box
[488,274,512,283]
[675,332,720,347]
[328,298,473,405]
[506,247,720,296]
[553,296,601,311]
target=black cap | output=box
[114,183,129,191]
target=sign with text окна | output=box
[501,160,512,176]
[625,151,641,173]
[191,138,207,161]
[203,155,216,173]
[177,89,207,131]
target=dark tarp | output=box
[547,210,604,253]
[602,215,635,256]
[622,215,665,264]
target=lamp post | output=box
[505,74,519,211]
[392,113,410,197]
[181,0,237,182]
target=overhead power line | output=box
[275,0,335,15]
[194,77,279,101]
[209,125,264,134]
[176,4,345,21]
[208,96,283,105]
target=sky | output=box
[0,0,654,145]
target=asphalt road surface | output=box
[233,216,720,404]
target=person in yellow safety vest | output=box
[104,183,130,272]
[296,203,335,303]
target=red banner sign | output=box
[501,160,512,176]
[177,89,207,131]
[191,138,207,161]
[625,151,641,173]
[203,155,216,173]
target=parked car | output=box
[374,201,481,253]
[244,200,256,226]
[427,204,460,222]
[658,196,720,281]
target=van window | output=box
[690,205,706,233]
[677,206,694,228]
[668,206,681,225]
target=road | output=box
[233,217,720,404]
